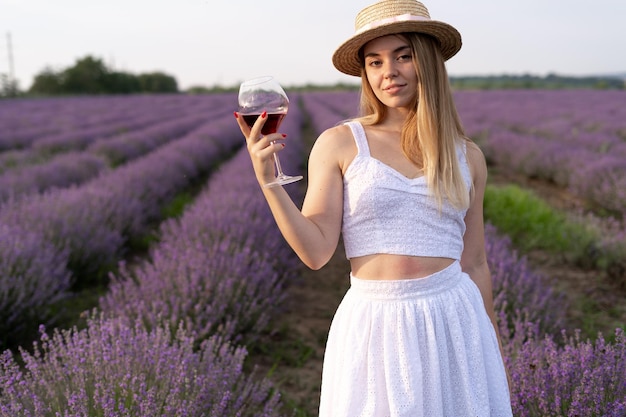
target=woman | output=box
[235,0,513,415]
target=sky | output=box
[1,0,625,91]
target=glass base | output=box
[263,174,303,188]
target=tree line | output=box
[13,55,178,96]
[449,73,625,90]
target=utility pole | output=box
[7,32,15,82]
[3,31,18,96]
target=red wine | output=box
[242,113,286,135]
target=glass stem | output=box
[272,151,285,177]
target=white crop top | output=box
[342,121,472,260]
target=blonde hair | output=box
[357,33,470,210]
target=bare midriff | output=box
[350,254,456,280]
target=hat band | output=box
[355,13,431,35]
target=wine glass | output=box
[238,76,303,188]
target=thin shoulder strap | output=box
[456,139,472,188]
[345,121,370,156]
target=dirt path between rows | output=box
[249,246,350,416]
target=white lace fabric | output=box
[319,262,513,416]
[341,121,471,260]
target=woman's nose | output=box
[383,62,398,79]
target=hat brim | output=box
[332,20,462,76]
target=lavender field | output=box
[1,90,625,416]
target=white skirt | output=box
[319,261,513,417]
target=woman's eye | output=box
[398,54,412,62]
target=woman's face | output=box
[362,34,418,110]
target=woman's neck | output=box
[380,107,409,130]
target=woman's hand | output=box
[234,111,286,187]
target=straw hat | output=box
[332,0,462,76]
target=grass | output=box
[483,184,598,262]
[484,183,626,279]
[574,297,626,342]
[245,322,319,417]
[484,183,626,341]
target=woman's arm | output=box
[460,141,495,326]
[236,113,347,270]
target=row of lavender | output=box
[0,95,236,202]
[0,95,243,349]
[1,97,306,416]
[300,92,625,417]
[0,94,215,151]
[456,89,626,216]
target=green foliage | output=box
[160,191,194,219]
[30,67,64,95]
[106,71,142,93]
[62,56,109,94]
[483,184,597,259]
[138,72,178,93]
[28,55,178,95]
[185,75,624,92]
[0,73,20,97]
[450,73,625,90]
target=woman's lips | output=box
[384,84,406,94]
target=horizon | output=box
[2,0,625,91]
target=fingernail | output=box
[233,111,238,119]
[282,134,287,138]
[261,111,267,118]
[281,144,285,148]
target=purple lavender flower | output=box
[0,313,283,416]
[0,223,71,349]
[508,328,626,417]
[0,152,108,202]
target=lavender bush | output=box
[0,224,71,349]
[0,152,108,203]
[485,224,568,351]
[86,113,209,166]
[0,313,282,417]
[0,149,43,175]
[0,187,129,282]
[300,91,358,135]
[85,94,234,166]
[508,328,626,417]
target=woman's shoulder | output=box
[313,123,356,152]
[462,139,486,164]
[460,138,487,183]
[310,123,358,173]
